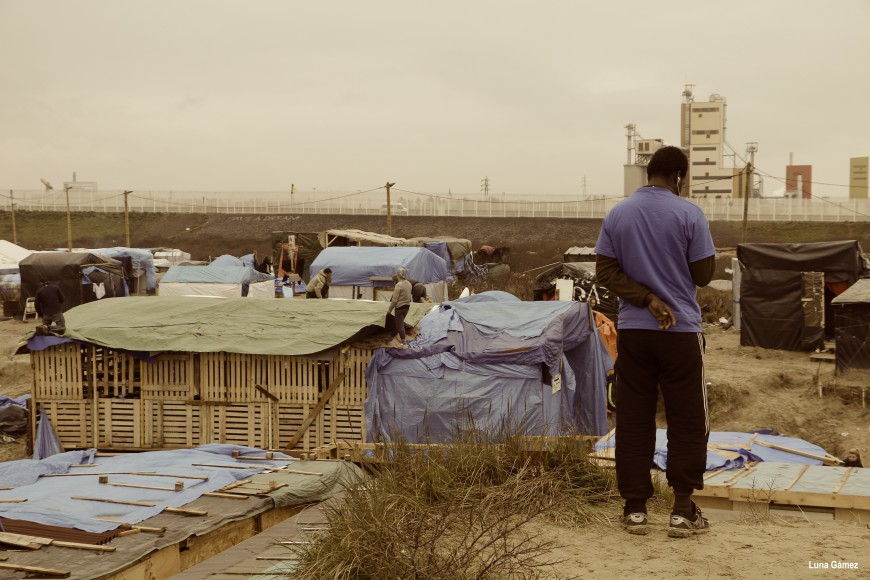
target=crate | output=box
[31,344,374,451]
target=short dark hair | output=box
[647,146,688,180]
[323,268,332,274]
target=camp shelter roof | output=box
[832,278,870,305]
[161,265,273,285]
[0,240,31,272]
[737,241,864,275]
[406,236,472,260]
[26,296,432,356]
[210,254,245,267]
[311,246,449,285]
[320,229,407,247]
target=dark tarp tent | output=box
[364,294,612,443]
[737,241,865,351]
[19,252,128,312]
[831,278,870,373]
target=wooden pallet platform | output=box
[695,462,870,522]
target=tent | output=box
[831,278,870,373]
[0,240,31,274]
[364,297,612,443]
[18,252,128,311]
[310,246,450,302]
[737,241,866,351]
[159,265,274,298]
[89,247,158,294]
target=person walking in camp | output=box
[34,280,66,333]
[387,267,413,347]
[305,268,331,299]
[595,145,716,538]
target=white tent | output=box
[0,240,32,273]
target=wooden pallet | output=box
[695,462,870,522]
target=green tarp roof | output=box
[56,296,432,356]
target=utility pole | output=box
[385,181,395,236]
[123,190,133,247]
[741,163,752,244]
[582,176,587,199]
[9,190,17,244]
[64,185,73,251]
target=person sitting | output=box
[843,448,863,468]
[35,280,66,333]
[305,268,331,299]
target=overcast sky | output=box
[1,1,868,197]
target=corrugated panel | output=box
[0,517,121,545]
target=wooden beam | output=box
[98,476,184,492]
[72,496,156,507]
[833,468,853,495]
[0,563,70,577]
[286,370,346,450]
[783,465,809,492]
[754,440,843,465]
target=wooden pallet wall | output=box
[32,344,372,451]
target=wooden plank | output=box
[71,496,156,507]
[833,468,853,494]
[754,439,843,465]
[0,563,70,577]
[286,370,346,449]
[783,465,809,491]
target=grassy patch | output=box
[290,430,620,579]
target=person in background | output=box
[387,267,413,347]
[305,268,331,299]
[408,279,430,303]
[843,448,863,468]
[35,280,66,332]
[595,145,716,538]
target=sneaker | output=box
[620,512,649,535]
[668,506,710,538]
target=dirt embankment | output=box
[4,211,870,267]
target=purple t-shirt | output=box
[595,186,715,332]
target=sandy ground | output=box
[1,317,869,578]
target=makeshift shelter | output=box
[23,297,431,452]
[18,252,128,312]
[0,239,31,273]
[738,241,866,351]
[365,297,611,443]
[89,246,158,295]
[159,264,274,298]
[533,261,620,324]
[310,246,450,302]
[832,278,870,373]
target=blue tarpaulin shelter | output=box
[365,296,612,443]
[90,247,158,292]
[310,246,450,301]
[160,265,274,298]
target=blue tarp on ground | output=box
[593,429,831,471]
[365,298,611,442]
[161,265,273,284]
[310,246,449,286]
[0,445,293,533]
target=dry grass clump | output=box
[697,286,731,323]
[704,380,751,423]
[289,429,619,579]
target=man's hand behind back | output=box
[646,295,677,330]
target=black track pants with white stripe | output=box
[614,329,709,502]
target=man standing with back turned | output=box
[595,146,716,538]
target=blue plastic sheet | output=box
[162,265,273,284]
[310,246,449,286]
[90,247,159,291]
[365,300,611,442]
[593,429,831,471]
[0,445,293,533]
